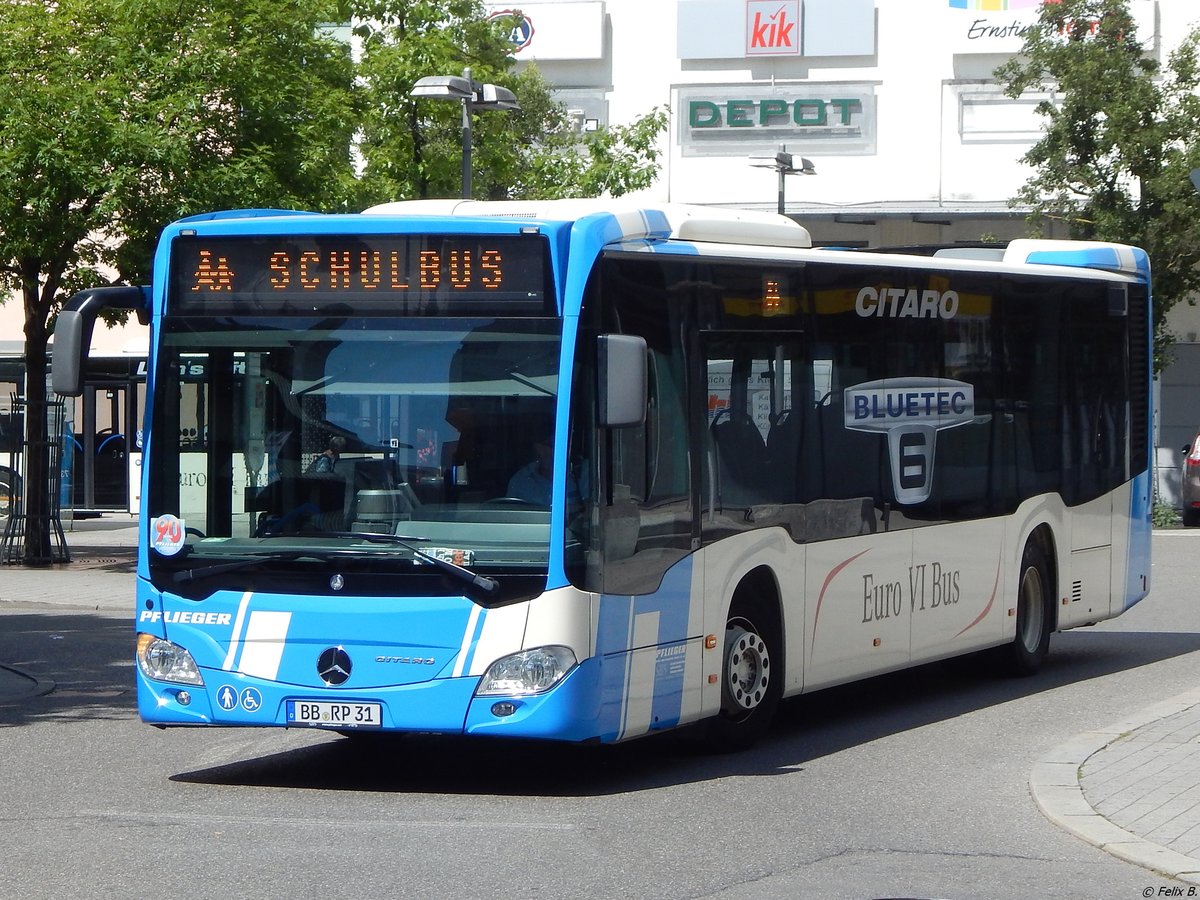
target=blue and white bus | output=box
[53,201,1152,748]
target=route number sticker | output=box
[151,514,186,556]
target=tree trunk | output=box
[21,281,53,567]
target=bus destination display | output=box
[171,234,548,309]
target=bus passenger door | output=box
[74,382,130,512]
[1065,494,1113,627]
[790,359,912,690]
[698,334,815,695]
[1063,287,1130,624]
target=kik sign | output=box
[746,1,801,56]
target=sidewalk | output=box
[0,513,139,612]
[5,514,1200,885]
[1033,690,1200,884]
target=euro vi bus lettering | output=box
[862,562,961,623]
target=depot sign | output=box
[689,97,860,129]
[679,85,876,157]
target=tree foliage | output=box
[0,0,356,563]
[995,0,1200,365]
[351,2,667,204]
[0,0,666,563]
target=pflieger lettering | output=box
[138,610,233,626]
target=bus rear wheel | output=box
[0,466,19,517]
[707,606,781,751]
[1003,541,1052,676]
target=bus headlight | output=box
[136,633,204,686]
[475,646,576,697]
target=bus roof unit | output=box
[1002,238,1149,279]
[362,199,813,249]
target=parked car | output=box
[1183,430,1200,526]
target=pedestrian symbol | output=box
[217,685,238,711]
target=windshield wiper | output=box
[172,534,500,595]
[324,531,500,595]
[172,551,307,584]
[173,547,400,584]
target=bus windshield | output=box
[145,314,563,593]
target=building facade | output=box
[486,0,1200,505]
[4,0,1199,507]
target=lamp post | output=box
[410,68,520,199]
[749,144,816,216]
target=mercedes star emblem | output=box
[316,646,352,686]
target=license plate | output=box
[286,699,382,728]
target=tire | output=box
[706,603,782,752]
[0,467,19,517]
[1002,541,1052,676]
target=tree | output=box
[352,2,668,204]
[506,67,669,201]
[0,0,357,564]
[1,0,666,566]
[995,0,1200,366]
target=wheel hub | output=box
[724,624,770,712]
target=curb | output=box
[1030,687,1200,884]
[0,664,57,705]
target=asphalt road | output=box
[2,531,1199,899]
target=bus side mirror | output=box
[52,309,90,397]
[52,286,150,397]
[597,334,647,428]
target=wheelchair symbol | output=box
[240,687,263,712]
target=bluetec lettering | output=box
[852,390,969,421]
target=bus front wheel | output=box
[707,604,781,751]
[1003,541,1052,676]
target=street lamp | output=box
[749,144,816,216]
[410,68,520,199]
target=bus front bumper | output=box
[136,656,607,742]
